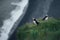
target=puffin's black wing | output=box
[42,16,48,20]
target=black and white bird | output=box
[33,18,39,25]
[42,15,48,20]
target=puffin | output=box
[33,18,39,25]
[42,15,48,20]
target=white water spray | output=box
[0,0,29,40]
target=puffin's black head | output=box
[33,18,36,21]
[45,15,48,18]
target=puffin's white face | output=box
[33,21,36,25]
[45,17,48,20]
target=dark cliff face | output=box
[48,0,60,18]
[19,0,53,26]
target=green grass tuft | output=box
[17,18,60,40]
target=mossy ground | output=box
[17,17,60,40]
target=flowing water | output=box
[0,0,29,40]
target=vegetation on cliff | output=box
[17,18,60,40]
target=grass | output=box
[16,17,60,40]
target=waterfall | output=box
[0,0,29,40]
